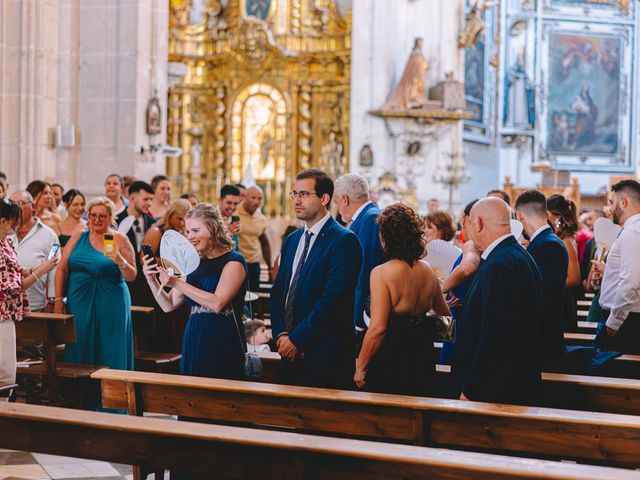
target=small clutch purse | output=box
[244,352,263,379]
[430,315,456,343]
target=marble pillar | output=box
[0,0,168,195]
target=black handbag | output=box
[430,315,455,343]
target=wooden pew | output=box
[94,368,640,468]
[131,306,181,373]
[15,312,103,406]
[2,403,632,480]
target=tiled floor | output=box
[0,449,158,480]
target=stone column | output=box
[0,0,168,194]
[0,0,59,187]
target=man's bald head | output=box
[468,197,512,251]
[243,185,264,214]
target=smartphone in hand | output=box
[141,244,157,267]
[103,233,115,254]
[231,215,240,223]
[47,244,60,260]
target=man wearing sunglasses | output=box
[271,169,363,389]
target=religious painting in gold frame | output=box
[241,0,275,20]
[231,83,289,216]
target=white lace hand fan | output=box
[426,240,461,280]
[510,219,524,241]
[159,230,200,277]
[593,217,621,261]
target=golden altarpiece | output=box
[167,0,351,216]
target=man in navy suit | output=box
[334,174,384,349]
[271,169,363,389]
[515,190,568,371]
[453,197,542,404]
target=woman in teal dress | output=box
[54,197,137,375]
[142,203,247,380]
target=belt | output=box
[190,305,234,316]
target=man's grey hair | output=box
[334,174,370,202]
[10,190,33,202]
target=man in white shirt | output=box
[270,169,362,389]
[595,180,640,354]
[9,191,59,312]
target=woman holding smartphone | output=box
[55,197,137,398]
[0,198,58,398]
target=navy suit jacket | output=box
[349,202,385,330]
[453,236,543,404]
[526,227,568,370]
[270,216,363,386]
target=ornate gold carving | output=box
[297,84,312,170]
[168,0,351,216]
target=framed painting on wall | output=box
[543,0,634,20]
[536,20,634,172]
[463,1,498,144]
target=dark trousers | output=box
[281,359,354,390]
[246,262,261,292]
[595,311,640,354]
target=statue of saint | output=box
[318,132,345,179]
[383,38,430,110]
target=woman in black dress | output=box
[354,203,450,396]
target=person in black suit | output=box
[116,181,156,305]
[515,190,568,371]
[270,169,363,389]
[453,197,542,404]
[334,173,384,350]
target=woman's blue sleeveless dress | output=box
[440,253,467,365]
[64,231,133,371]
[180,251,247,380]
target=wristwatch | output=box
[119,259,128,270]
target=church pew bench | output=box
[131,306,181,373]
[94,368,640,468]
[15,312,104,406]
[3,404,633,480]
[217,350,640,417]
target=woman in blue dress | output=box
[440,199,481,366]
[55,197,136,374]
[143,203,247,380]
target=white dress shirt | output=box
[289,211,331,287]
[599,213,640,330]
[529,224,551,243]
[480,234,513,261]
[8,219,59,310]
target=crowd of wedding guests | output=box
[2,165,640,408]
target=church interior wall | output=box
[349,0,465,212]
[0,0,168,195]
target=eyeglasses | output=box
[289,191,321,200]
[89,213,109,221]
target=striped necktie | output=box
[284,230,314,333]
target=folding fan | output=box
[593,217,621,261]
[159,230,200,277]
[425,240,461,280]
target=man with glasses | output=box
[237,185,272,290]
[116,181,156,305]
[271,169,363,389]
[8,190,60,313]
